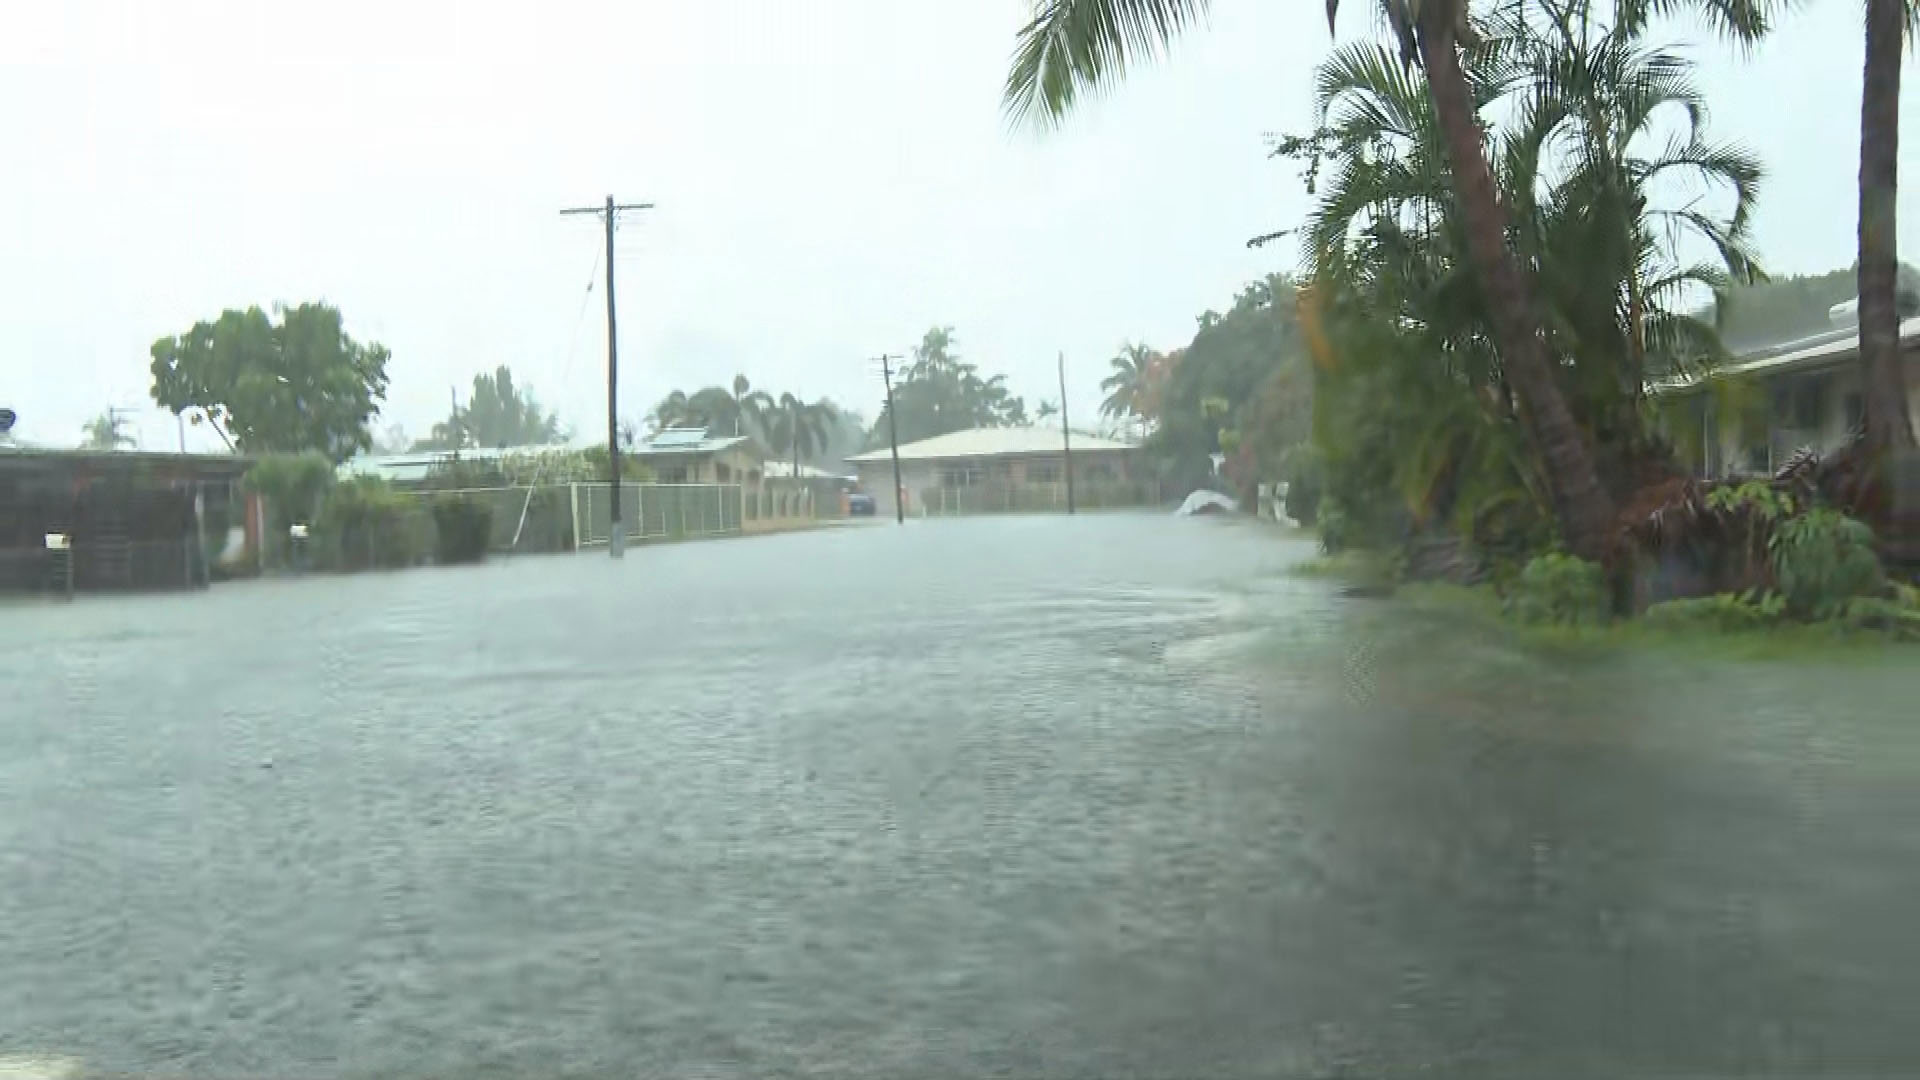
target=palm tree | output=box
[1006,0,1784,560]
[1099,342,1155,427]
[80,411,135,451]
[647,390,693,433]
[1298,11,1759,539]
[1857,0,1919,459]
[768,394,835,483]
[1004,0,1623,561]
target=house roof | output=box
[761,460,851,481]
[628,428,754,457]
[337,444,574,483]
[846,426,1135,464]
[1649,316,1920,395]
[0,445,253,476]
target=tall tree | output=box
[80,411,135,451]
[868,327,1029,446]
[150,303,389,463]
[1100,342,1157,428]
[1293,9,1757,550]
[1857,0,1919,456]
[412,366,564,451]
[647,375,771,438]
[461,366,564,448]
[1002,0,1773,560]
[767,394,837,480]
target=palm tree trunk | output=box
[1859,0,1918,455]
[1415,9,1618,562]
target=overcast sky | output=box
[0,0,1902,450]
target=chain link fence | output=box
[916,479,1165,516]
[574,483,742,547]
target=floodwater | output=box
[3,514,1917,1078]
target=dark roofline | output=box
[0,447,254,474]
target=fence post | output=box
[569,483,581,551]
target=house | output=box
[1652,316,1920,478]
[845,426,1148,517]
[630,428,842,526]
[626,427,765,486]
[1,428,256,593]
[336,444,575,487]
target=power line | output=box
[875,353,904,526]
[560,195,654,559]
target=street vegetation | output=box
[1018,0,1919,634]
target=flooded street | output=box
[4,514,1918,1077]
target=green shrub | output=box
[1506,553,1607,626]
[245,452,336,521]
[1278,444,1324,525]
[430,495,493,564]
[1769,509,1884,619]
[245,453,337,567]
[1643,589,1786,631]
[1841,596,1920,639]
[1316,498,1353,554]
[316,476,431,570]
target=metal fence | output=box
[574,482,742,547]
[916,479,1165,516]
[400,482,744,553]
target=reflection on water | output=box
[2,514,1916,1077]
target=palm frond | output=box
[1002,0,1211,129]
[1613,0,1778,48]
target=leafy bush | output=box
[1768,509,1883,619]
[429,495,493,564]
[1643,589,1786,631]
[1841,596,1920,639]
[1316,497,1353,554]
[1506,553,1608,626]
[316,476,430,570]
[245,452,337,519]
[1278,443,1324,525]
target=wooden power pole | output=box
[1058,351,1075,515]
[561,194,653,557]
[879,354,905,524]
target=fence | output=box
[916,479,1165,517]
[573,482,742,547]
[398,482,743,554]
[741,482,831,524]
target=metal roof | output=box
[1650,316,1920,395]
[762,461,852,481]
[628,429,753,456]
[846,426,1136,464]
[336,444,571,483]
[0,446,253,474]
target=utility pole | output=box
[562,195,653,557]
[878,354,905,524]
[106,405,137,451]
[1058,352,1075,515]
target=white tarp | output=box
[1175,489,1239,516]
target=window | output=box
[939,465,984,488]
[1774,379,1824,430]
[1026,461,1060,484]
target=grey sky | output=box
[0,0,1904,451]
